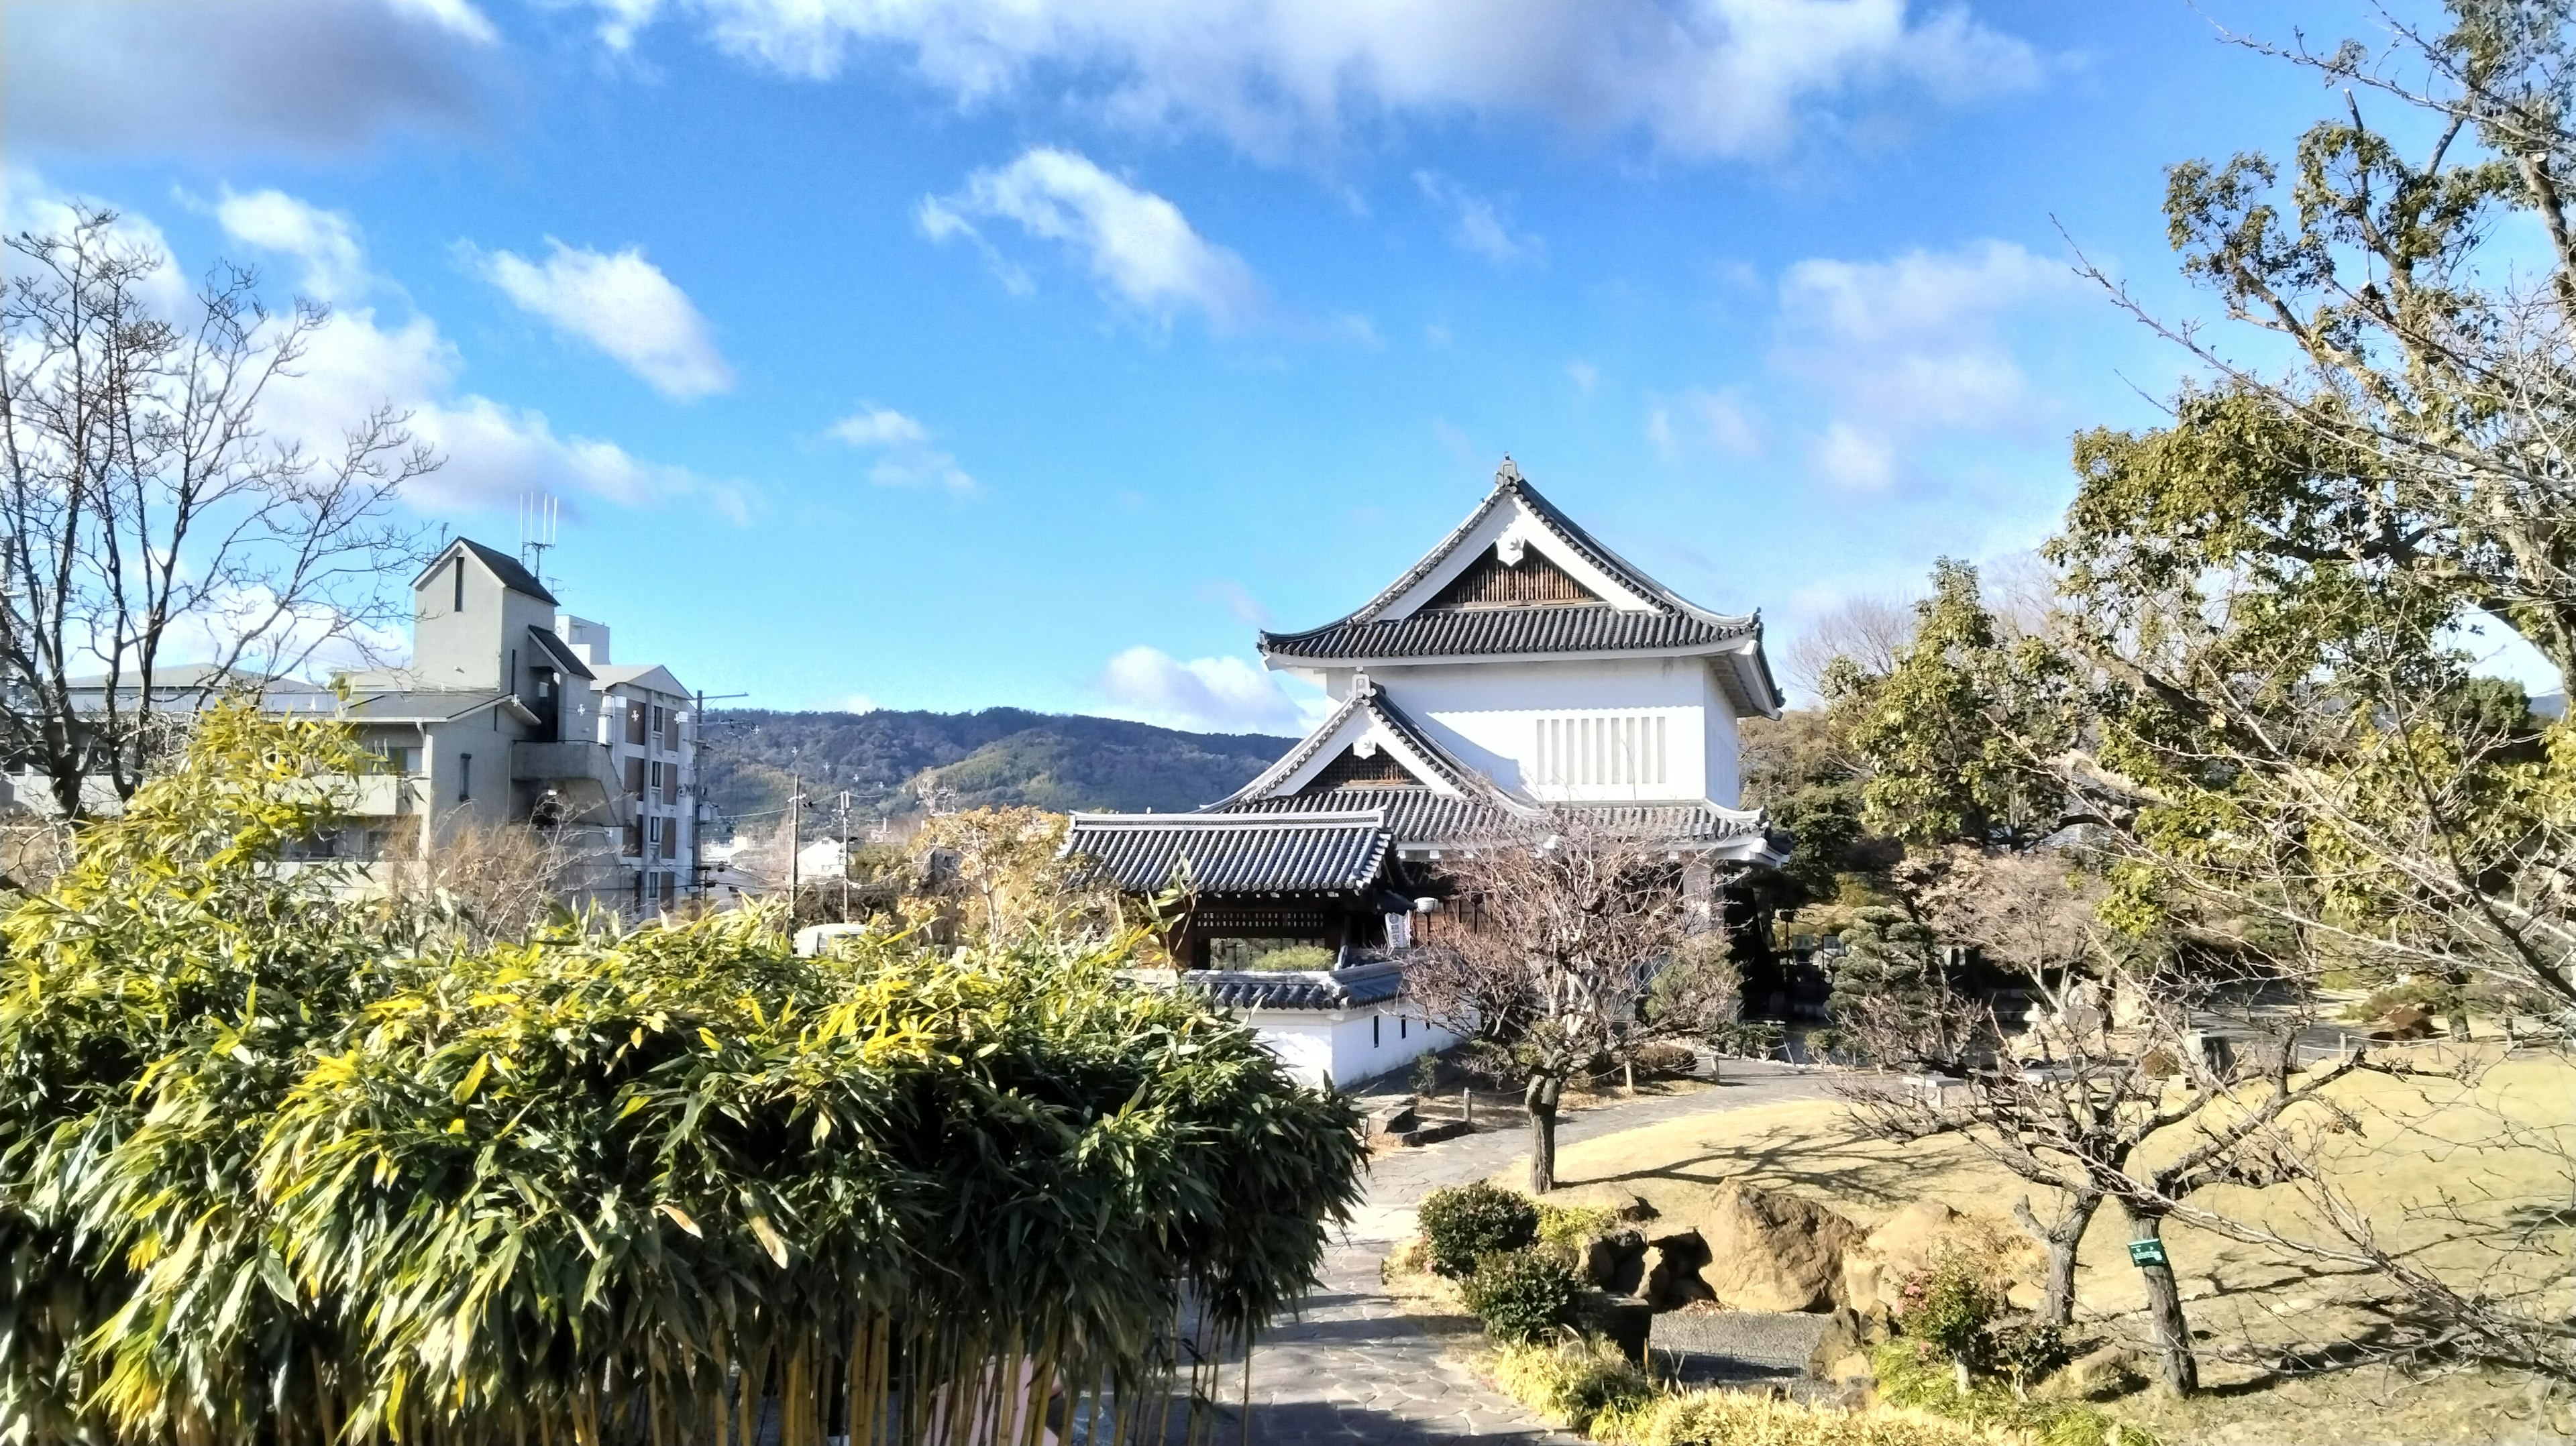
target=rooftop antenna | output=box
[519,493,559,588]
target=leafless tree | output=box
[1408,808,1720,1193]
[1849,951,2430,1396]
[1784,592,1917,700]
[0,206,435,818]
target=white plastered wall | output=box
[1354,658,1741,805]
[1238,1002,1458,1089]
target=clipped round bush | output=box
[1629,1041,1699,1077]
[1894,1255,2004,1370]
[1988,1321,2071,1394]
[1460,1246,1580,1343]
[1418,1180,1540,1278]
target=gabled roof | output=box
[1202,676,1505,812]
[413,538,559,606]
[593,663,690,697]
[1061,810,1393,895]
[1195,672,1782,864]
[1258,460,1784,717]
[527,625,596,681]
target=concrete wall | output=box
[410,549,555,692]
[1241,1001,1460,1089]
[1323,657,1742,807]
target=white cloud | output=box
[5,171,194,317]
[1566,360,1601,395]
[1095,646,1313,733]
[826,406,930,448]
[1809,421,1899,492]
[920,148,1263,328]
[212,187,366,300]
[8,179,745,534]
[1415,172,1542,267]
[828,405,977,495]
[9,0,489,156]
[1774,238,2071,490]
[818,691,879,714]
[473,240,734,400]
[591,0,2035,161]
[1648,386,1764,461]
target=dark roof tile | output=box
[1063,811,1391,894]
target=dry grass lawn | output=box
[1497,1048,2576,1446]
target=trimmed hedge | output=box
[1419,1180,1540,1278]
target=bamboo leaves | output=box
[0,704,1366,1444]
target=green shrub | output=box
[1893,1256,2004,1372]
[1418,1180,1540,1278]
[1411,1050,1444,1095]
[1874,1342,2155,1446]
[0,704,1371,1445]
[1629,1041,1699,1076]
[1591,1380,2045,1445]
[1460,1246,1580,1343]
[1534,1201,1623,1254]
[1989,1322,2072,1396]
[1489,1337,1650,1431]
[1247,944,1336,971]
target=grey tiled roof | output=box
[1223,787,1772,852]
[1183,958,1407,1011]
[1063,810,1392,894]
[1258,465,1781,716]
[1204,679,1479,812]
[1261,604,1754,663]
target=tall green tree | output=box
[1837,559,2077,849]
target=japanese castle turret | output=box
[1065,459,1786,1084]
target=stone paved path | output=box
[1181,1063,1836,1445]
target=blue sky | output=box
[8,0,2452,728]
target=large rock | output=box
[1546,1184,1658,1221]
[1671,1182,1862,1313]
[1840,1200,2043,1320]
[1582,1229,1647,1294]
[2041,1343,2144,1401]
[1641,1235,1715,1311]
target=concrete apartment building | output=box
[330,538,700,911]
[7,538,701,915]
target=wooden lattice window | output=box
[1425,545,1602,610]
[1299,746,1424,792]
[1193,903,1336,936]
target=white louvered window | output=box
[1533,714,1668,789]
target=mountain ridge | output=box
[698,708,1297,834]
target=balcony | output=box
[338,773,426,818]
[512,740,629,825]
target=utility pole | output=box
[837,789,854,922]
[788,771,802,905]
[686,688,749,907]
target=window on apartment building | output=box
[458,753,472,803]
[452,557,464,612]
[627,701,647,746]
[1532,714,1668,788]
[661,822,678,860]
[648,761,663,798]
[625,822,643,856]
[650,704,667,748]
[625,757,645,796]
[647,816,664,854]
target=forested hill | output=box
[698,708,1297,833]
